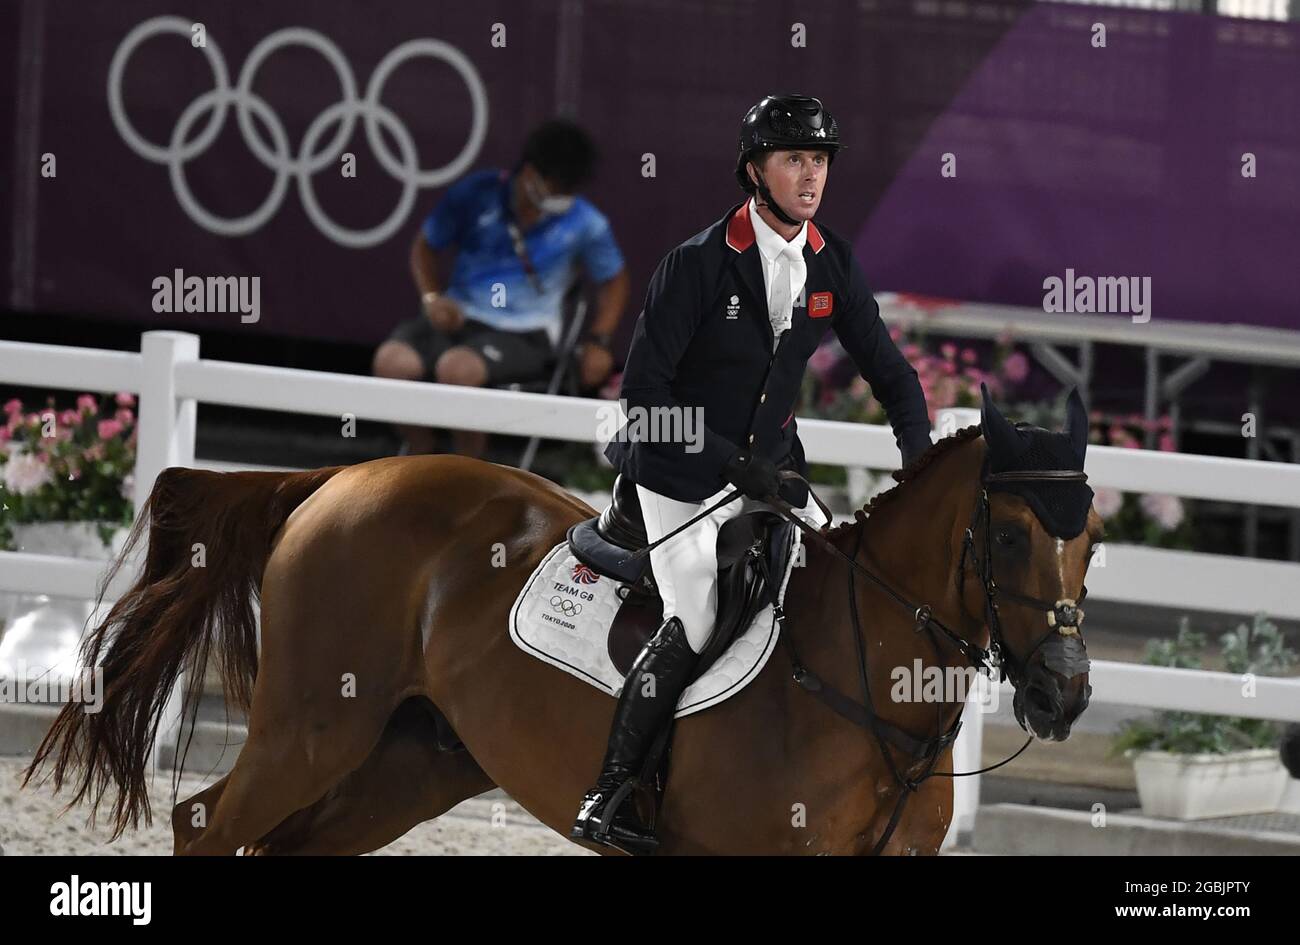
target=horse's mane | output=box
[823,424,984,542]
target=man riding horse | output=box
[572,94,934,853]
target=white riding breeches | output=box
[632,482,829,654]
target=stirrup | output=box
[573,780,659,855]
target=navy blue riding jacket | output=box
[604,201,932,505]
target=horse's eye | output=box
[995,528,1014,545]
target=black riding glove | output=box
[723,449,781,500]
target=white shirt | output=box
[748,197,808,350]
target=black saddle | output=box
[567,474,795,681]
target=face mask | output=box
[540,195,574,214]
[524,175,574,216]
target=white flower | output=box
[3,450,53,496]
[1139,492,1184,531]
[1092,487,1123,520]
[119,473,135,502]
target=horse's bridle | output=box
[763,465,1089,855]
[959,468,1089,691]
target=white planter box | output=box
[1282,777,1300,815]
[9,520,128,559]
[0,521,129,686]
[1132,748,1289,820]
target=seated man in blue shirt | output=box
[374,119,630,457]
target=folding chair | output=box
[497,283,590,471]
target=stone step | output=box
[972,802,1300,856]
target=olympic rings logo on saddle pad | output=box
[107,16,489,248]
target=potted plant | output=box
[1,392,137,552]
[0,393,137,684]
[799,328,1030,509]
[1112,614,1297,820]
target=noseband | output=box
[960,469,1090,691]
[766,464,1089,854]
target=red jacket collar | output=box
[725,200,825,254]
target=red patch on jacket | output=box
[809,292,833,318]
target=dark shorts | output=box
[386,314,555,386]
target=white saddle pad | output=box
[508,527,802,718]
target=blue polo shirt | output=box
[421,169,625,345]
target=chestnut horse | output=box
[26,421,1099,855]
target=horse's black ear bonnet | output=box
[980,384,1094,540]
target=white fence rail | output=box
[3,332,1299,842]
[948,662,1300,846]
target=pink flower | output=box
[1108,425,1137,447]
[888,326,901,343]
[1092,488,1123,520]
[961,347,978,364]
[59,408,79,427]
[115,392,136,407]
[114,407,135,427]
[1158,433,1176,452]
[935,376,959,409]
[83,442,106,463]
[97,419,125,440]
[77,394,99,414]
[1140,493,1184,530]
[1002,351,1029,384]
[3,399,21,416]
[940,343,957,360]
[3,451,53,495]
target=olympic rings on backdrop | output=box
[107,16,489,247]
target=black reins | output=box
[761,466,1089,855]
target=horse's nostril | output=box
[1027,686,1053,716]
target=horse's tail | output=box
[23,464,346,838]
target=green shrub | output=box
[1111,614,1297,756]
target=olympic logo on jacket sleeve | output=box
[107,16,489,247]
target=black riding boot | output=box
[570,615,699,855]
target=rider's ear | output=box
[980,383,1019,460]
[1063,388,1088,460]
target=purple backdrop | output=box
[4,0,1298,345]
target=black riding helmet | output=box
[735,94,842,225]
